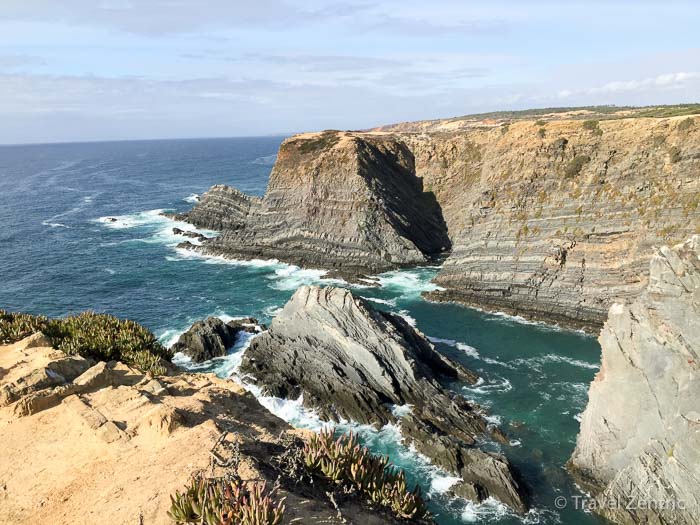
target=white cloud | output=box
[558,71,700,98]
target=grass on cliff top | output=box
[0,310,172,375]
[291,130,341,154]
[448,103,700,122]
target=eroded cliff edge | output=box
[179,112,700,330]
[569,235,700,524]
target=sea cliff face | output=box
[569,236,700,524]
[178,131,450,277]
[181,111,700,329]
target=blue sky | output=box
[1,0,699,143]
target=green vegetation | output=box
[678,117,695,132]
[500,123,510,134]
[564,155,591,178]
[294,131,341,154]
[0,310,172,375]
[535,119,546,126]
[582,120,603,135]
[303,429,429,520]
[169,476,284,525]
[668,146,682,164]
[444,104,700,124]
[537,127,546,138]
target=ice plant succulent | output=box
[303,428,429,520]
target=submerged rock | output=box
[240,285,527,512]
[172,227,208,241]
[569,236,700,524]
[172,317,259,362]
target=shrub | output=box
[668,146,682,164]
[303,429,428,520]
[538,128,546,138]
[678,117,695,132]
[535,120,546,126]
[564,155,591,178]
[582,120,603,135]
[168,476,285,525]
[0,310,171,375]
[295,131,341,154]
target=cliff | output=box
[569,236,700,524]
[179,110,699,330]
[0,334,409,525]
[240,285,527,512]
[178,131,450,277]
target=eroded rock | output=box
[240,285,527,512]
[569,236,700,524]
[171,317,260,362]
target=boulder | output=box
[172,317,260,363]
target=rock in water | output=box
[177,132,451,276]
[172,317,259,362]
[569,235,700,524]
[240,285,527,512]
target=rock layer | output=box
[569,235,700,524]
[240,285,527,512]
[179,132,451,276]
[180,114,700,330]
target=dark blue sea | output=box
[0,138,603,524]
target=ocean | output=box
[0,137,604,524]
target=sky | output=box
[0,0,699,144]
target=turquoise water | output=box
[0,138,603,524]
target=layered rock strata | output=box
[178,132,451,276]
[569,236,700,524]
[171,316,260,362]
[180,114,700,330]
[240,285,527,512]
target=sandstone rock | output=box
[569,235,700,524]
[240,285,527,512]
[171,317,260,362]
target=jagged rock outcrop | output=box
[569,236,700,524]
[0,334,406,525]
[171,184,258,232]
[240,285,527,512]
[179,112,699,330]
[171,316,259,362]
[179,132,451,277]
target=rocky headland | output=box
[177,108,700,330]
[239,285,528,512]
[569,235,700,523]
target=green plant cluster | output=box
[303,429,428,520]
[564,155,591,178]
[294,131,341,154]
[678,117,695,132]
[582,120,603,135]
[169,475,285,525]
[0,310,171,375]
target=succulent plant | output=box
[168,475,285,525]
[0,309,172,375]
[302,428,429,520]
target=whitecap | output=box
[398,310,417,327]
[251,154,277,166]
[104,268,116,275]
[42,220,70,229]
[184,193,200,203]
[460,497,511,522]
[365,297,397,307]
[374,268,444,297]
[94,209,218,247]
[391,404,413,418]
